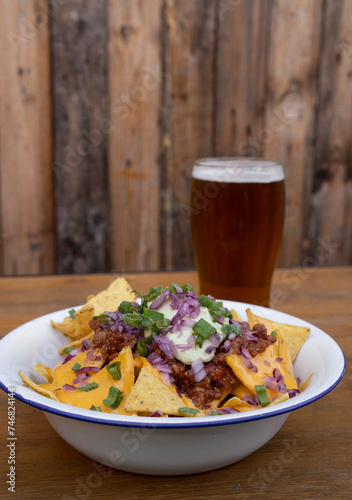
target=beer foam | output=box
[192,159,284,183]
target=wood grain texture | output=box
[0,0,55,275]
[51,0,110,273]
[1,0,352,276]
[162,0,216,269]
[0,268,351,499]
[107,0,163,272]
[215,0,271,157]
[312,0,352,265]
[263,0,323,267]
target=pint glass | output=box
[190,158,285,305]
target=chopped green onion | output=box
[92,313,114,325]
[271,330,277,337]
[106,361,122,380]
[192,318,217,347]
[123,313,143,327]
[178,407,200,415]
[62,345,76,356]
[211,411,221,416]
[71,363,81,371]
[137,340,149,357]
[103,386,124,410]
[118,301,138,314]
[198,295,232,322]
[143,308,164,321]
[151,318,171,333]
[168,283,193,294]
[68,309,76,319]
[141,317,152,328]
[168,283,181,294]
[76,382,99,392]
[194,335,201,348]
[255,384,270,406]
[221,324,241,336]
[199,294,212,308]
[141,286,163,304]
[90,405,102,412]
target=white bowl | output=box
[0,301,345,475]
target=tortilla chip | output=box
[124,365,188,416]
[221,396,254,412]
[51,277,136,341]
[226,328,298,403]
[86,277,136,316]
[19,370,59,401]
[269,393,290,406]
[299,373,313,392]
[50,316,76,337]
[34,363,53,383]
[246,309,310,361]
[51,307,93,341]
[231,309,244,322]
[232,383,254,400]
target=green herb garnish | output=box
[68,309,76,319]
[62,345,76,356]
[92,313,114,324]
[122,313,143,327]
[103,386,124,410]
[106,361,122,380]
[143,308,164,321]
[169,283,194,294]
[178,407,200,415]
[90,405,102,412]
[271,330,277,337]
[192,318,217,347]
[255,384,270,406]
[198,294,232,322]
[151,318,171,333]
[137,340,149,357]
[221,324,241,336]
[76,382,99,392]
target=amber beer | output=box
[190,158,285,305]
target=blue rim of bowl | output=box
[0,353,345,429]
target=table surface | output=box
[0,268,351,500]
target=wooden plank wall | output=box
[0,0,351,275]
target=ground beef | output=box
[90,318,276,409]
[228,323,277,358]
[91,321,139,363]
[153,346,238,409]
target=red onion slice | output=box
[72,373,89,384]
[81,339,92,351]
[149,290,168,310]
[74,366,100,376]
[239,346,252,359]
[241,356,258,372]
[149,410,163,417]
[62,384,76,391]
[192,358,207,382]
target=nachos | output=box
[20,281,311,417]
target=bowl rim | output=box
[0,301,346,429]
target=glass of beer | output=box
[190,158,285,305]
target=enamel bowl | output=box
[0,301,345,476]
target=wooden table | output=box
[0,268,351,499]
